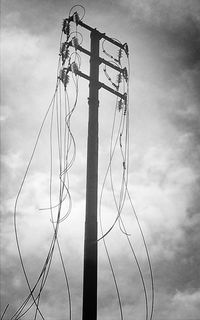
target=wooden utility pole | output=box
[82,29,100,320]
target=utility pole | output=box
[83,29,100,320]
[61,12,128,320]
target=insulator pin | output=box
[122,67,128,82]
[117,73,122,85]
[118,99,123,111]
[118,49,122,63]
[73,12,80,24]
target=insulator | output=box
[60,42,65,54]
[60,42,70,64]
[63,74,69,88]
[71,62,79,75]
[60,42,69,54]
[117,73,122,84]
[118,49,123,62]
[62,49,69,65]
[59,68,64,80]
[72,36,79,50]
[73,12,80,24]
[62,19,70,37]
[62,19,67,31]
[59,68,64,79]
[59,68,70,88]
[123,94,128,115]
[122,67,128,82]
[118,99,123,111]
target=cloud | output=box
[119,0,200,28]
[1,1,200,319]
[160,289,200,319]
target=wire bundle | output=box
[3,13,82,320]
[99,40,154,320]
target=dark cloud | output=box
[160,16,200,75]
[139,1,200,172]
[2,0,61,34]
[133,2,200,72]
[1,0,121,35]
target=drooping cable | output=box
[99,98,125,320]
[11,28,66,318]
[13,88,58,320]
[99,39,154,320]
[98,38,131,319]
[0,304,9,320]
[11,23,78,319]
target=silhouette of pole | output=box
[82,29,101,320]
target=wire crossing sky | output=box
[1,1,200,320]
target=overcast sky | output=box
[1,0,200,320]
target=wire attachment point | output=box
[118,99,123,111]
[71,62,79,75]
[123,93,127,115]
[123,43,129,57]
[62,19,70,38]
[59,67,70,88]
[72,36,79,50]
[60,42,70,65]
[118,49,123,63]
[122,67,128,82]
[73,12,80,24]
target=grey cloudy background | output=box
[1,0,200,319]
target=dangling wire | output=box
[99,42,155,320]
[99,97,125,320]
[98,37,131,320]
[0,305,9,320]
[13,88,59,320]
[10,17,80,319]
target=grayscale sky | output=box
[1,0,200,319]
